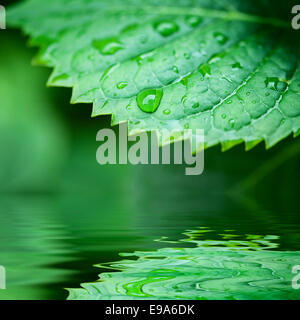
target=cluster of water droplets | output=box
[92,15,291,121]
[134,28,233,114]
[91,16,209,114]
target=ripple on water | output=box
[68,229,300,300]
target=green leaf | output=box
[7,0,300,150]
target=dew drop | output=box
[136,88,163,113]
[213,32,229,45]
[163,109,171,115]
[92,37,123,55]
[198,64,211,78]
[153,21,179,37]
[208,52,225,64]
[135,52,154,66]
[221,114,227,119]
[172,66,179,74]
[229,119,235,128]
[116,81,128,89]
[180,77,188,87]
[237,95,244,104]
[232,62,242,70]
[185,15,203,27]
[184,53,190,60]
[265,77,287,92]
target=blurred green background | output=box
[1,1,300,300]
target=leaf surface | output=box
[7,0,300,150]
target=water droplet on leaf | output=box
[172,66,179,74]
[185,16,203,27]
[237,95,244,104]
[137,88,163,113]
[153,21,179,37]
[184,53,190,60]
[163,109,171,115]
[181,95,187,104]
[265,77,287,92]
[198,64,211,78]
[180,77,188,87]
[93,37,123,55]
[213,32,229,45]
[229,119,235,128]
[116,82,128,89]
[135,52,154,65]
[232,62,242,70]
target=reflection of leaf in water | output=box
[68,229,300,300]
